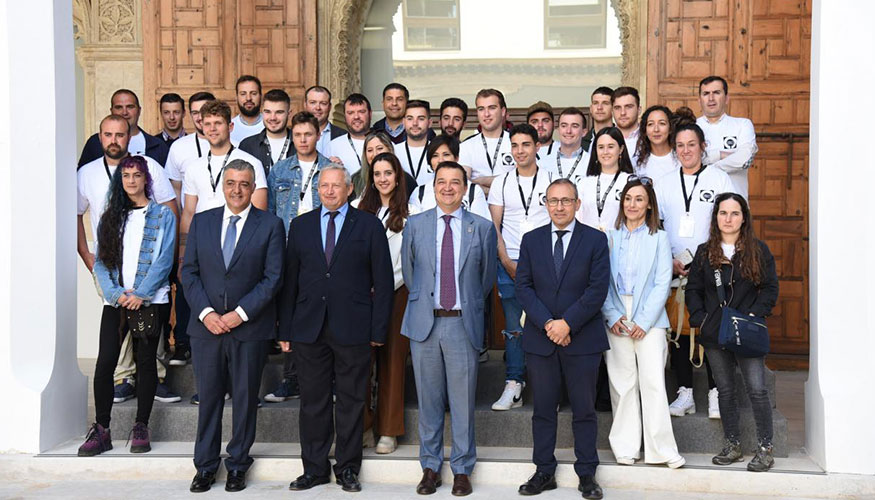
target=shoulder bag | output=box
[714,268,769,357]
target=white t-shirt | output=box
[655,165,734,257]
[165,133,210,183]
[104,206,170,305]
[549,146,590,185]
[409,182,491,221]
[696,114,757,200]
[128,131,146,157]
[298,159,318,213]
[267,134,291,165]
[623,128,640,170]
[230,114,265,146]
[327,134,364,175]
[487,168,554,259]
[722,242,736,260]
[636,151,678,180]
[459,131,515,180]
[576,171,630,231]
[77,155,176,241]
[181,148,267,214]
[537,142,556,162]
[394,141,431,186]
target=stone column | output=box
[0,0,87,452]
[806,0,875,474]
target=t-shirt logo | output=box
[537,191,546,206]
[723,136,738,149]
[699,189,716,203]
[614,188,622,201]
[502,153,514,166]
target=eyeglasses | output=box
[627,174,653,186]
[545,197,577,207]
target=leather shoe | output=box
[518,471,557,495]
[225,470,246,492]
[189,470,216,493]
[578,475,603,499]
[288,473,330,491]
[416,467,442,495]
[336,468,362,492]
[451,474,472,496]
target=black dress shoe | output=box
[288,473,330,491]
[189,470,216,493]
[518,471,557,495]
[336,468,362,492]
[416,467,442,495]
[578,475,603,499]
[225,470,246,492]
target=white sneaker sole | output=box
[616,457,636,465]
[154,395,182,403]
[669,404,696,417]
[168,359,189,366]
[491,399,522,411]
[708,410,721,419]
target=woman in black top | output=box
[686,192,779,472]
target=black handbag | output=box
[714,268,769,357]
[122,303,161,340]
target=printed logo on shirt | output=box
[699,189,717,203]
[615,188,623,201]
[502,153,514,166]
[723,136,738,149]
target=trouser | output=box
[671,334,715,389]
[409,316,479,475]
[191,334,267,474]
[294,326,371,477]
[705,347,773,444]
[528,349,601,477]
[497,261,525,382]
[605,295,680,463]
[113,327,167,384]
[94,304,169,428]
[375,286,410,437]
[172,272,191,348]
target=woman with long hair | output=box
[79,156,176,457]
[686,193,779,472]
[576,127,634,231]
[602,177,684,468]
[352,152,413,454]
[352,130,416,199]
[634,105,679,180]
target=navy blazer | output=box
[181,206,286,342]
[78,127,170,168]
[277,205,394,346]
[515,222,611,356]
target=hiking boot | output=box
[747,442,775,472]
[129,422,151,453]
[669,386,695,416]
[712,438,744,465]
[78,423,112,457]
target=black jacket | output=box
[685,239,779,347]
[239,128,296,175]
[78,127,169,168]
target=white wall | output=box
[806,0,875,474]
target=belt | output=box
[434,309,462,317]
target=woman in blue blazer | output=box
[601,177,684,468]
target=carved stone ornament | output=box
[98,0,136,43]
[72,0,91,41]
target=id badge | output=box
[678,213,695,238]
[520,218,535,235]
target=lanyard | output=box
[596,171,621,217]
[557,148,585,179]
[680,165,706,213]
[102,157,113,181]
[299,161,318,201]
[516,167,539,217]
[405,140,429,180]
[379,206,390,222]
[207,146,235,193]
[481,133,503,173]
[266,130,291,167]
[195,135,203,158]
[348,135,363,168]
[545,142,554,156]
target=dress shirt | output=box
[616,222,648,295]
[162,128,186,143]
[551,220,576,260]
[316,121,333,156]
[384,120,404,139]
[434,206,463,310]
[320,202,349,250]
[199,204,253,323]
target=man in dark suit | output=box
[181,159,286,493]
[514,178,610,499]
[277,164,394,493]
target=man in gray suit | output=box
[401,161,497,497]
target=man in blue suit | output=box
[181,159,286,493]
[515,178,610,499]
[400,161,497,497]
[278,164,394,493]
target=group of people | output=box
[74,73,779,497]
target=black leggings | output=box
[670,333,716,390]
[93,304,170,428]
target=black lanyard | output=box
[680,165,707,213]
[348,135,363,168]
[195,135,203,158]
[266,130,291,167]
[405,140,429,180]
[207,146,235,193]
[379,207,390,222]
[557,148,585,179]
[596,171,621,217]
[299,161,318,201]
[516,167,539,217]
[481,133,503,173]
[545,142,554,156]
[102,157,113,181]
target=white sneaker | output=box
[375,435,397,454]
[491,380,524,410]
[708,387,721,419]
[667,456,686,469]
[668,386,696,416]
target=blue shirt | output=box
[617,222,648,295]
[434,206,463,310]
[320,202,349,250]
[385,120,404,138]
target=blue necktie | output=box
[554,230,568,278]
[223,215,240,268]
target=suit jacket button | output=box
[325,272,330,278]
[321,296,326,301]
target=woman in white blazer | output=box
[602,176,684,468]
[352,152,416,455]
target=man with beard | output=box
[394,99,433,186]
[371,83,409,144]
[159,93,187,146]
[439,98,468,139]
[240,89,296,176]
[78,89,169,167]
[327,93,372,176]
[581,87,614,153]
[611,87,642,165]
[230,75,264,146]
[165,92,215,205]
[527,101,556,161]
[304,85,346,156]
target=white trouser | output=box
[604,295,680,463]
[113,331,167,384]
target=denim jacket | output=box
[268,152,330,235]
[94,201,177,306]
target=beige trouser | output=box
[113,331,167,385]
[604,295,681,463]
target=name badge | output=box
[678,213,695,238]
[520,218,535,235]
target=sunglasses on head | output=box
[627,174,653,186]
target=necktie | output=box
[223,215,241,268]
[324,211,339,264]
[440,214,456,310]
[554,230,568,278]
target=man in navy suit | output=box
[277,164,394,493]
[181,159,286,493]
[515,178,610,499]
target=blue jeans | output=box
[705,347,773,445]
[497,260,525,383]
